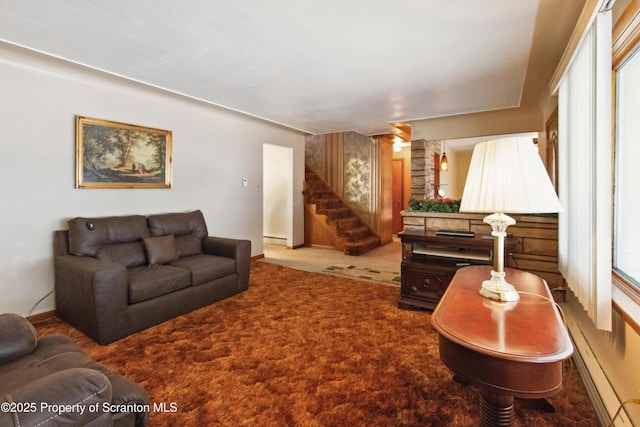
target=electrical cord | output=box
[28,289,54,317]
[516,290,566,325]
[606,399,640,426]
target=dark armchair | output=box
[0,313,149,426]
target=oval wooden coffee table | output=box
[431,265,573,426]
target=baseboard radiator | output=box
[565,312,632,426]
[263,236,287,246]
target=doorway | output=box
[392,158,404,234]
[263,144,293,247]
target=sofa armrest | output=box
[0,368,112,426]
[0,314,37,366]
[202,236,250,259]
[202,237,251,291]
[53,230,70,257]
[55,255,130,345]
[107,373,151,427]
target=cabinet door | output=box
[401,263,454,308]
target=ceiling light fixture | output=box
[440,143,449,172]
[391,123,412,153]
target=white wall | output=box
[0,42,305,316]
[565,293,640,424]
[438,146,466,201]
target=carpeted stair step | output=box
[334,217,360,233]
[304,183,329,193]
[305,191,336,202]
[345,225,372,241]
[314,198,343,210]
[319,207,352,219]
[305,181,331,191]
[305,171,322,180]
[344,235,381,256]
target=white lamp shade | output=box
[460,137,562,214]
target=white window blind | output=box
[558,11,612,331]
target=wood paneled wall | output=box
[375,135,394,244]
[320,133,345,197]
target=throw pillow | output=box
[143,234,178,267]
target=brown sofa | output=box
[0,313,149,426]
[54,210,251,345]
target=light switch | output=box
[242,178,248,188]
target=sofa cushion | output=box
[128,266,191,304]
[68,215,150,268]
[143,234,178,266]
[170,254,237,286]
[147,210,207,257]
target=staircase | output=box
[303,167,380,256]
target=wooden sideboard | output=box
[398,230,516,310]
[401,211,560,287]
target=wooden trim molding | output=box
[612,271,640,335]
[549,0,607,93]
[613,270,640,305]
[613,0,640,69]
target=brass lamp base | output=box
[479,270,520,302]
[477,212,520,303]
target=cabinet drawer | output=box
[401,263,454,308]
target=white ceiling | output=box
[0,0,581,136]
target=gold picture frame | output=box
[75,116,172,188]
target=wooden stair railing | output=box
[303,167,380,255]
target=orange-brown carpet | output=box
[36,261,598,426]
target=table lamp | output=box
[459,137,561,302]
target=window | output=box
[613,1,640,306]
[614,49,640,290]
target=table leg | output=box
[479,390,515,427]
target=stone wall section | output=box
[411,139,442,200]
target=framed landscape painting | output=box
[75,116,173,188]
